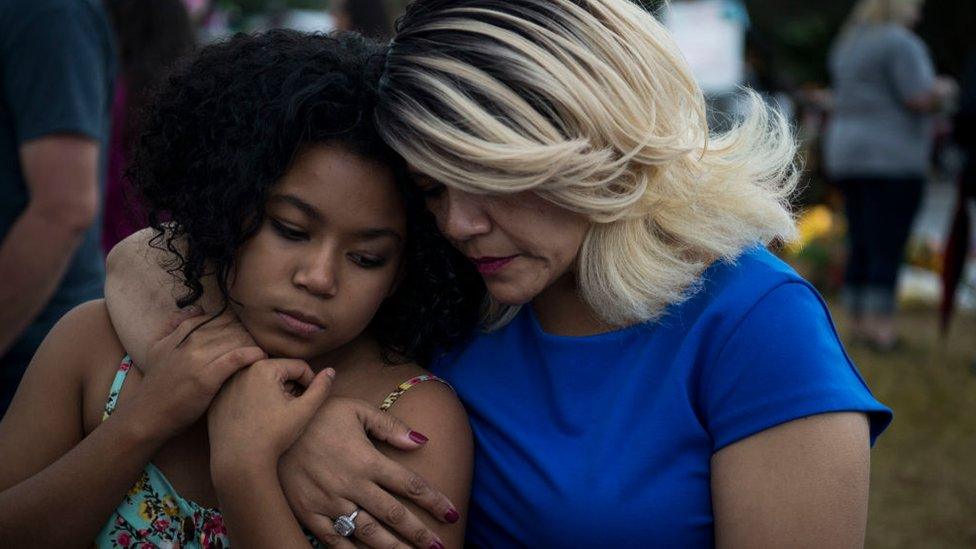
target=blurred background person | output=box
[100,0,196,254]
[331,0,392,39]
[0,0,116,416]
[823,0,955,351]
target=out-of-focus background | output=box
[1,1,974,546]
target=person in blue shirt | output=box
[105,0,892,545]
[0,0,116,416]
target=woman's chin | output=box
[486,285,536,306]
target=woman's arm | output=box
[279,397,466,548]
[104,228,223,366]
[0,301,262,547]
[371,383,472,548]
[711,412,871,548]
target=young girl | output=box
[0,31,478,548]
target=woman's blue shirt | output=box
[431,247,892,547]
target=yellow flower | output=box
[127,475,146,498]
[161,495,180,517]
[138,500,156,522]
[787,205,835,254]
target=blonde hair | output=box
[376,0,799,328]
[843,0,924,29]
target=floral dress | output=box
[93,356,447,548]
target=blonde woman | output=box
[825,0,954,350]
[106,0,892,545]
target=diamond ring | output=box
[333,508,361,537]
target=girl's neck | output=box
[306,333,383,375]
[530,271,622,337]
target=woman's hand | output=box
[279,398,460,548]
[118,309,267,442]
[208,359,334,472]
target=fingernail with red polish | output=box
[429,542,445,549]
[409,430,429,444]
[444,508,460,523]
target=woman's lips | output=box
[275,310,325,337]
[471,255,518,275]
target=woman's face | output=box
[412,169,590,305]
[230,144,406,361]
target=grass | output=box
[830,304,976,548]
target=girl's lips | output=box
[275,310,325,337]
[471,255,517,275]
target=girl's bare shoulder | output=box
[40,300,129,431]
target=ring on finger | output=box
[333,507,360,537]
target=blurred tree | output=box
[222,0,976,84]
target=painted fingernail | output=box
[409,430,429,444]
[323,367,336,379]
[444,508,460,523]
[429,542,445,549]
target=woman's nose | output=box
[437,188,491,242]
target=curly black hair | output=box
[129,30,484,365]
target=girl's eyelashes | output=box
[348,253,387,269]
[270,218,389,268]
[270,218,308,241]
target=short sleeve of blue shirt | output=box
[701,281,892,451]
[1,0,114,143]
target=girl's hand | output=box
[279,398,458,548]
[208,359,335,474]
[118,309,268,442]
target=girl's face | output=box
[412,169,590,306]
[230,144,406,361]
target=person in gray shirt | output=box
[823,0,954,351]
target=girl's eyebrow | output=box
[269,193,322,221]
[270,193,403,243]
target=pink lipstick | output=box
[471,255,517,275]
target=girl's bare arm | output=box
[0,301,170,546]
[0,301,262,546]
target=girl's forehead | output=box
[277,145,406,229]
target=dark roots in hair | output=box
[129,29,483,365]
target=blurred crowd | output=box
[1,0,974,416]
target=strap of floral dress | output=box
[379,374,451,411]
[102,356,134,421]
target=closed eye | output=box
[270,219,308,241]
[348,253,387,268]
